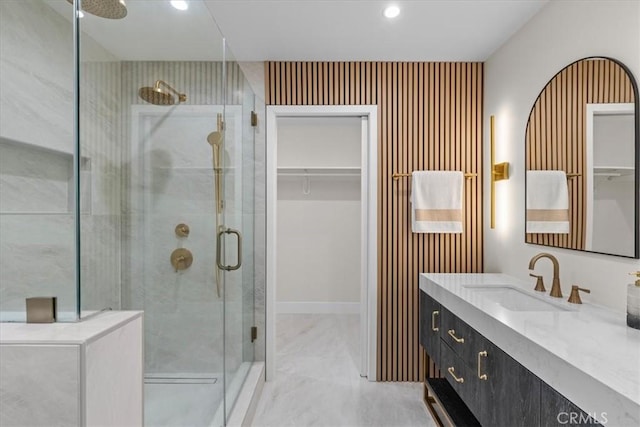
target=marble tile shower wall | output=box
[0,1,74,153]
[0,0,122,315]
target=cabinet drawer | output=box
[440,340,481,420]
[440,307,484,368]
[420,291,441,366]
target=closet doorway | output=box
[266,106,378,381]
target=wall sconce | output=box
[491,115,509,229]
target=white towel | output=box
[411,171,463,233]
[526,170,570,234]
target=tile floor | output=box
[251,314,435,427]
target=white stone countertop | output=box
[420,273,640,427]
[0,310,143,345]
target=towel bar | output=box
[392,172,477,180]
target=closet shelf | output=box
[277,167,361,177]
[593,166,634,178]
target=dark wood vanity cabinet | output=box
[540,382,600,427]
[479,338,541,427]
[420,290,596,427]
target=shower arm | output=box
[155,80,187,103]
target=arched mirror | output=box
[525,57,639,258]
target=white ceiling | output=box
[46,0,225,61]
[208,0,549,61]
[46,0,549,62]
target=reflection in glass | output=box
[587,103,635,255]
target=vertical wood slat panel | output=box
[416,64,425,380]
[525,59,634,250]
[266,61,483,382]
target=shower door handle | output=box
[216,227,242,271]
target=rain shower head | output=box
[67,0,128,20]
[138,80,187,106]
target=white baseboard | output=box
[276,302,360,314]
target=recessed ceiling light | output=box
[170,1,189,11]
[384,5,400,19]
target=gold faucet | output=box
[567,285,591,304]
[528,253,562,298]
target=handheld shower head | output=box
[207,131,223,170]
[207,131,223,146]
[67,0,127,20]
[138,80,187,106]
[207,130,224,215]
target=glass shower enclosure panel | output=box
[0,0,78,322]
[220,48,256,420]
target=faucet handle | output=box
[567,285,590,304]
[529,273,546,292]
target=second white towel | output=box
[411,171,463,233]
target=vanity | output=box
[419,273,640,427]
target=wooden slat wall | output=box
[526,59,635,249]
[266,62,484,382]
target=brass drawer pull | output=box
[447,367,464,383]
[447,329,465,343]
[477,351,488,380]
[431,310,439,332]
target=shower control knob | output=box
[171,248,193,272]
[175,223,190,237]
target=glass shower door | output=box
[130,104,227,427]
[219,51,256,421]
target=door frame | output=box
[265,105,378,381]
[584,102,635,251]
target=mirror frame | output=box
[524,56,640,259]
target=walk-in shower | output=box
[0,1,263,426]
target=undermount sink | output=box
[463,286,571,312]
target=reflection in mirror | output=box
[525,57,639,258]
[587,103,635,255]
